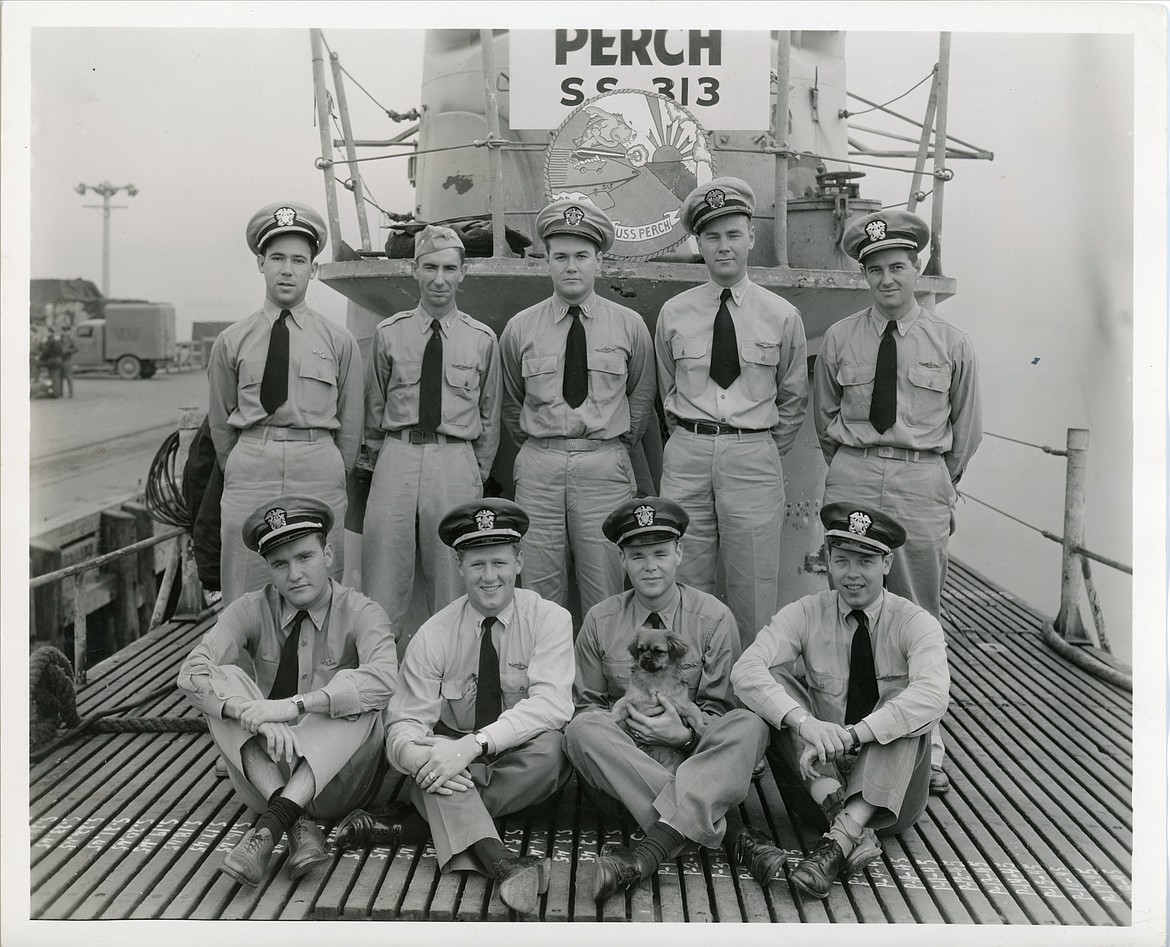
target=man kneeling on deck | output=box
[334,499,574,915]
[730,503,949,899]
[177,496,398,886]
[566,497,770,903]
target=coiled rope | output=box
[144,429,192,528]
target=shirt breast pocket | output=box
[906,364,951,426]
[669,336,708,398]
[740,342,781,400]
[836,364,875,422]
[602,656,633,700]
[443,365,481,426]
[298,358,338,417]
[679,659,703,701]
[805,666,846,699]
[521,353,560,407]
[587,353,627,405]
[500,667,530,709]
[440,677,474,731]
[385,360,421,424]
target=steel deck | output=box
[29,560,1132,924]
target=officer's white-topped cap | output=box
[246,202,327,258]
[681,177,755,234]
[842,210,929,262]
[536,196,615,252]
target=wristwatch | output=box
[680,726,700,754]
[473,730,491,757]
[290,694,306,715]
[845,724,861,754]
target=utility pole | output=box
[75,181,138,296]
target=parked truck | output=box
[72,301,177,379]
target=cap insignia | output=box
[634,505,655,528]
[475,509,496,531]
[864,219,887,242]
[274,206,297,228]
[563,205,585,227]
[705,188,726,209]
[265,508,288,530]
[848,511,872,535]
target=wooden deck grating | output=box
[29,559,1132,924]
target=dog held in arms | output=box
[610,627,705,772]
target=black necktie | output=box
[869,320,898,433]
[260,309,291,415]
[268,610,308,700]
[419,320,444,432]
[709,287,740,389]
[647,612,664,629]
[844,609,879,724]
[475,617,502,729]
[563,305,588,409]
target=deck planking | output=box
[29,559,1132,924]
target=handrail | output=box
[29,527,185,590]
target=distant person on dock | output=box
[58,328,77,398]
[177,496,398,888]
[566,497,769,905]
[208,203,363,604]
[361,224,501,643]
[730,503,950,899]
[39,329,64,398]
[654,177,809,651]
[334,499,573,916]
[813,209,982,794]
[499,196,655,617]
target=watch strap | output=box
[291,694,306,715]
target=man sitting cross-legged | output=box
[730,502,950,899]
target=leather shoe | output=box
[492,855,545,915]
[220,826,276,887]
[844,827,882,876]
[592,845,643,902]
[930,765,951,794]
[286,816,329,879]
[334,802,415,849]
[789,835,845,900]
[513,854,551,893]
[734,826,787,886]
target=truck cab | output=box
[71,301,177,379]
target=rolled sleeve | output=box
[730,601,807,729]
[481,609,574,752]
[772,311,809,455]
[863,614,950,743]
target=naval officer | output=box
[177,496,397,887]
[731,503,949,899]
[499,196,656,616]
[812,209,982,792]
[208,203,363,603]
[336,499,573,915]
[362,225,502,639]
[654,177,808,649]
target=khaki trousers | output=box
[565,708,769,848]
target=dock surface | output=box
[29,560,1131,924]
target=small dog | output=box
[610,628,705,772]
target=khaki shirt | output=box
[500,291,656,447]
[730,589,949,745]
[813,303,983,483]
[385,589,574,765]
[208,300,364,472]
[655,276,809,454]
[364,306,502,479]
[177,580,398,720]
[573,584,739,721]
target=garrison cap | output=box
[247,202,327,258]
[603,496,689,548]
[536,196,615,252]
[842,209,929,262]
[439,498,530,550]
[243,494,334,555]
[681,176,755,235]
[414,224,466,261]
[820,502,906,556]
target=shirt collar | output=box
[837,589,885,629]
[553,292,597,321]
[869,301,921,336]
[707,274,751,307]
[632,584,683,630]
[281,581,334,631]
[416,306,458,337]
[467,598,516,637]
[263,299,308,330]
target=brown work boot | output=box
[734,825,788,886]
[591,845,643,902]
[492,855,545,915]
[286,816,330,879]
[844,827,882,876]
[334,802,415,849]
[789,835,845,900]
[930,765,951,794]
[220,826,276,887]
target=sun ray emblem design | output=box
[475,509,496,531]
[274,207,297,227]
[265,508,288,530]
[865,219,887,242]
[848,512,873,535]
[634,505,655,528]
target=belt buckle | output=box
[271,428,287,442]
[694,421,720,436]
[408,430,425,445]
[876,445,895,459]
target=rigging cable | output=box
[840,70,935,119]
